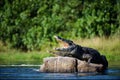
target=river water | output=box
[0,65,120,80]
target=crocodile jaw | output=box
[54,36,70,49]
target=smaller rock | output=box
[77,60,103,72]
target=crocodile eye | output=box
[68,41,74,45]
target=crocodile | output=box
[51,36,108,70]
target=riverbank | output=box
[0,37,120,67]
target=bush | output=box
[0,0,119,51]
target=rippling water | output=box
[0,65,120,80]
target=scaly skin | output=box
[51,36,108,69]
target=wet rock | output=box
[40,57,76,72]
[77,60,103,72]
[40,57,104,73]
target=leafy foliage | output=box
[0,0,119,50]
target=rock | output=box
[40,57,104,73]
[77,60,103,72]
[40,57,76,72]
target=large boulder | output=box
[40,57,104,73]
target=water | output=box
[0,65,120,80]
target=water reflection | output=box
[77,72,98,76]
[0,65,120,79]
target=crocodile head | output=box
[54,36,75,50]
[53,36,82,57]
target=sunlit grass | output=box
[74,37,120,51]
[0,37,120,66]
[0,51,53,65]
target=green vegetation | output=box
[0,0,120,67]
[0,0,119,50]
[0,51,52,65]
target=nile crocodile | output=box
[51,36,108,70]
